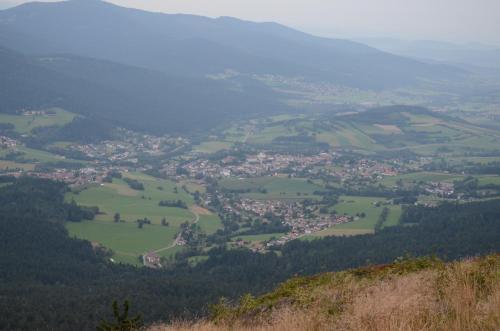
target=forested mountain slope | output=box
[0,177,499,330]
[0,47,288,133]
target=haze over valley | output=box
[0,1,499,330]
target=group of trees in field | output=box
[158,199,187,209]
[374,207,389,232]
[112,212,170,228]
[123,178,144,190]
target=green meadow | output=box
[0,160,35,171]
[246,124,297,144]
[302,195,402,240]
[219,176,323,200]
[0,108,75,134]
[0,145,82,165]
[304,228,374,239]
[477,176,500,186]
[333,196,402,231]
[66,172,222,264]
[66,221,177,265]
[232,232,285,242]
[197,214,223,234]
[380,172,465,187]
[316,122,379,150]
[237,109,500,157]
[193,141,233,153]
[380,172,500,188]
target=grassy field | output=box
[48,141,73,149]
[19,146,76,163]
[382,205,403,227]
[0,160,35,171]
[233,233,285,242]
[246,124,297,144]
[66,221,177,265]
[380,172,465,187]
[304,228,374,239]
[0,145,81,164]
[0,108,75,134]
[478,176,500,186]
[380,172,500,188]
[225,108,499,157]
[197,214,223,235]
[68,181,193,223]
[219,176,323,200]
[66,172,211,264]
[179,180,206,194]
[268,114,306,122]
[445,156,500,165]
[316,122,379,150]
[333,196,402,231]
[193,141,233,153]
[303,197,401,240]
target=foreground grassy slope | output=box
[153,254,500,331]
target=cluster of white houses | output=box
[175,152,335,179]
[0,135,17,149]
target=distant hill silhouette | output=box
[0,0,464,89]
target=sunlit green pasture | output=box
[232,232,285,242]
[333,196,402,231]
[219,176,323,200]
[0,160,35,171]
[66,172,199,264]
[193,141,233,153]
[380,172,465,187]
[0,108,75,134]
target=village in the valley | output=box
[1,125,463,256]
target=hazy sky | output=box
[2,0,500,46]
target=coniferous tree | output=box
[97,300,142,331]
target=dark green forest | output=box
[0,177,499,330]
[0,47,288,135]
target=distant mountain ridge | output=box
[0,0,473,134]
[357,37,500,69]
[0,0,464,89]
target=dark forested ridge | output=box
[0,47,288,134]
[0,177,499,330]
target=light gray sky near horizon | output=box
[2,0,500,46]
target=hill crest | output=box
[151,255,500,331]
[0,0,464,89]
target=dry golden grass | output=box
[189,205,212,216]
[149,255,500,331]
